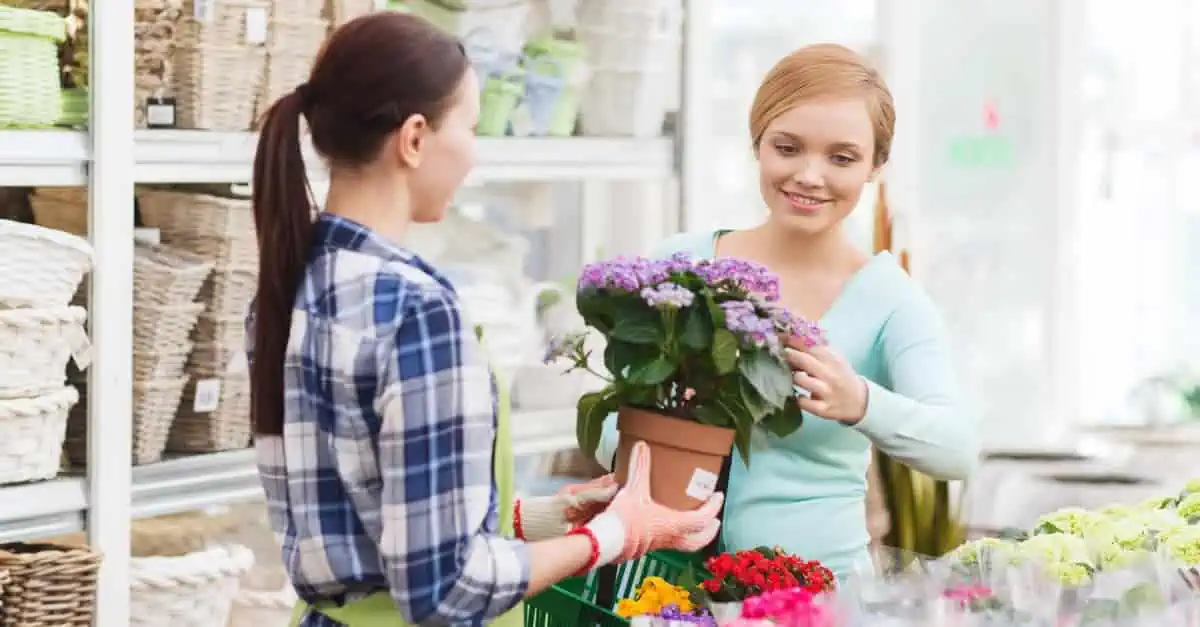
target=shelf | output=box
[0,130,676,187]
[0,409,580,542]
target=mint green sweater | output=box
[596,230,980,578]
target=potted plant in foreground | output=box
[547,252,827,509]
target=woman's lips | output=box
[781,190,829,214]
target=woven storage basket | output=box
[0,386,77,485]
[0,6,67,128]
[324,0,376,27]
[171,42,266,130]
[29,186,88,236]
[134,343,194,380]
[188,340,243,373]
[135,302,205,353]
[198,265,258,319]
[132,510,242,557]
[228,586,296,627]
[133,0,187,127]
[576,0,678,138]
[257,18,326,115]
[0,219,93,309]
[130,544,254,627]
[0,307,89,400]
[139,189,254,240]
[64,377,189,465]
[135,244,214,307]
[194,313,246,349]
[169,372,252,452]
[271,0,325,23]
[0,541,101,627]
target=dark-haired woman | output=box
[246,12,723,627]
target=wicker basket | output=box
[169,372,252,453]
[576,0,679,138]
[194,313,246,349]
[64,377,189,465]
[135,302,205,353]
[0,307,89,400]
[132,510,243,557]
[135,344,194,380]
[324,0,376,27]
[198,265,258,319]
[0,6,67,128]
[28,186,88,236]
[170,42,267,130]
[227,586,296,627]
[0,541,101,627]
[0,219,93,309]
[135,244,215,308]
[130,544,255,627]
[133,0,187,127]
[138,189,255,241]
[0,387,76,485]
[257,17,326,116]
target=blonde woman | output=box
[597,44,980,579]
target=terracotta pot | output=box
[613,406,735,511]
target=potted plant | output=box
[548,253,826,509]
[697,546,837,620]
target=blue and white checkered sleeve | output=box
[374,284,531,626]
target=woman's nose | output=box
[791,157,824,187]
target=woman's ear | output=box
[867,162,886,183]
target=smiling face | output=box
[747,43,895,237]
[756,96,880,235]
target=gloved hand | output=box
[579,441,724,569]
[515,475,619,541]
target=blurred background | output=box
[0,0,1198,624]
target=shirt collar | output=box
[312,213,453,292]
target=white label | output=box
[245,8,268,45]
[133,228,161,245]
[685,467,719,501]
[67,324,92,370]
[193,378,222,413]
[145,101,176,127]
[194,0,215,22]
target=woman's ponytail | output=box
[250,88,313,436]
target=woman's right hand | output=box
[585,441,724,565]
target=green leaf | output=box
[610,318,662,345]
[761,395,804,438]
[692,405,730,427]
[575,389,615,457]
[576,290,612,333]
[604,340,656,379]
[710,329,738,374]
[739,377,774,423]
[678,307,713,351]
[629,357,676,386]
[739,350,792,409]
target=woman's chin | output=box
[767,207,835,235]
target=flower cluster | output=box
[723,587,838,627]
[564,252,828,464]
[948,477,1200,590]
[699,547,836,603]
[615,576,697,619]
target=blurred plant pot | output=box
[708,601,743,622]
[613,406,734,511]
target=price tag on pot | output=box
[686,467,719,501]
[193,378,222,413]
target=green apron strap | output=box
[290,329,525,626]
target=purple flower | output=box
[578,256,671,292]
[721,300,780,353]
[543,331,587,364]
[654,605,717,626]
[641,283,695,310]
[694,258,781,300]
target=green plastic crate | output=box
[525,551,707,627]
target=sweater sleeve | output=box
[850,291,980,481]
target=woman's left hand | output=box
[784,336,868,425]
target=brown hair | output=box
[749,43,895,166]
[250,13,468,435]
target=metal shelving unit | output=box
[0,2,710,624]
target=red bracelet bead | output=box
[513,499,526,541]
[566,526,601,576]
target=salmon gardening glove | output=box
[514,475,619,541]
[579,441,724,569]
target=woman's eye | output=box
[774,144,797,156]
[831,154,856,165]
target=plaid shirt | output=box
[248,214,530,626]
